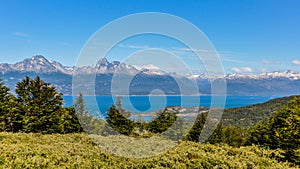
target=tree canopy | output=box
[249,97,300,164]
[0,76,82,133]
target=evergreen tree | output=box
[106,105,134,135]
[0,78,10,131]
[3,95,23,132]
[74,93,89,117]
[105,98,179,137]
[74,93,105,134]
[208,124,247,147]
[147,109,177,134]
[15,76,81,133]
[249,96,300,164]
[184,112,208,142]
[115,96,131,118]
[56,107,83,134]
[0,78,21,132]
[74,92,91,131]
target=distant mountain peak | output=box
[1,55,300,81]
[31,55,46,59]
[96,58,109,66]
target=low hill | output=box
[221,95,299,127]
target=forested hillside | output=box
[221,95,297,127]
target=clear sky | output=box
[0,0,300,74]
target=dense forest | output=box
[0,76,300,167]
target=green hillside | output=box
[221,95,299,127]
[0,132,296,168]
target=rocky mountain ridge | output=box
[1,55,300,96]
[1,55,299,81]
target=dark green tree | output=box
[208,124,247,147]
[249,96,300,164]
[147,109,177,134]
[106,105,134,135]
[56,107,83,134]
[0,78,22,132]
[184,112,208,142]
[3,95,23,132]
[0,78,11,131]
[15,76,81,133]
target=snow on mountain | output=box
[0,55,67,74]
[0,56,140,75]
[223,70,300,80]
[1,55,300,81]
[1,55,300,96]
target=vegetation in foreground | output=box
[0,132,297,169]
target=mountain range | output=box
[1,55,300,96]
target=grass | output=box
[0,132,297,168]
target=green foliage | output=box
[0,76,82,134]
[184,112,208,142]
[115,96,131,118]
[162,116,188,141]
[182,95,299,147]
[56,107,82,134]
[208,125,248,147]
[16,76,63,132]
[184,112,248,147]
[106,103,178,138]
[0,132,296,168]
[0,79,22,132]
[221,96,295,128]
[147,109,177,134]
[74,93,105,134]
[74,92,89,117]
[249,96,300,164]
[1,95,23,132]
[106,105,135,135]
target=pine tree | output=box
[74,93,105,134]
[56,107,83,134]
[106,105,134,135]
[74,93,89,117]
[0,78,20,132]
[147,109,177,134]
[116,96,131,118]
[0,78,9,131]
[15,76,81,133]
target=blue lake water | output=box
[63,95,279,118]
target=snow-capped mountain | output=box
[223,70,300,80]
[0,55,72,74]
[2,55,300,81]
[0,55,139,75]
[1,55,300,96]
[94,58,139,74]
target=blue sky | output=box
[0,0,300,74]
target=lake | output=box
[62,95,279,119]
